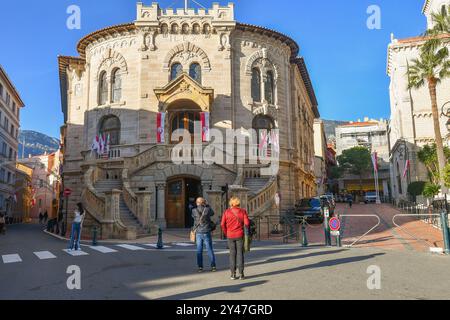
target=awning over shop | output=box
[344,180,384,192]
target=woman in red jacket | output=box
[221,197,250,280]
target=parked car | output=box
[295,198,326,223]
[364,192,378,204]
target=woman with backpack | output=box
[221,197,250,280]
[191,197,217,273]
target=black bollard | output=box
[92,226,98,246]
[157,227,164,249]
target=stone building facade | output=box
[388,0,450,202]
[335,119,390,197]
[58,2,319,239]
[0,65,24,218]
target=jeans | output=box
[228,238,244,275]
[68,222,82,250]
[196,232,216,268]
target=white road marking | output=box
[142,244,172,249]
[173,242,195,247]
[63,249,89,256]
[34,251,57,260]
[88,246,118,253]
[2,254,22,264]
[116,244,146,251]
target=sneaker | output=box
[230,274,238,280]
[211,267,217,272]
[198,268,204,273]
[239,274,246,280]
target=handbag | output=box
[190,229,197,243]
[190,208,207,243]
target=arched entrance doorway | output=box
[166,176,202,228]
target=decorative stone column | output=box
[104,189,122,239]
[136,190,153,229]
[202,181,213,201]
[206,190,224,223]
[228,185,250,211]
[155,182,167,229]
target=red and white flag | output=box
[403,160,410,179]
[157,113,166,144]
[371,152,378,173]
[91,135,100,155]
[200,112,210,142]
[259,130,268,157]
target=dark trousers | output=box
[228,238,244,275]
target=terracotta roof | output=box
[292,57,319,118]
[77,23,135,58]
[235,23,299,59]
[339,122,378,128]
[0,64,25,107]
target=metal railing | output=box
[339,214,381,248]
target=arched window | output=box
[251,68,262,102]
[98,71,108,105]
[170,111,200,143]
[99,116,121,146]
[111,69,122,103]
[189,63,202,84]
[265,71,275,105]
[170,63,183,81]
[252,114,275,148]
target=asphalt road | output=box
[1,223,450,300]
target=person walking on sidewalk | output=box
[0,213,6,235]
[192,197,217,273]
[68,203,85,251]
[347,194,353,208]
[221,197,250,280]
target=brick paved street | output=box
[296,204,446,252]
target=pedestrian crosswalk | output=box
[34,251,57,260]
[0,242,202,265]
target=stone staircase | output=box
[94,179,122,194]
[119,196,149,238]
[93,179,150,238]
[243,177,270,196]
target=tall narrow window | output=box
[98,71,108,105]
[111,69,122,103]
[189,63,202,84]
[170,63,183,81]
[251,68,261,102]
[170,111,200,143]
[99,116,121,146]
[265,71,275,105]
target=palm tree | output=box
[407,45,450,190]
[422,5,450,53]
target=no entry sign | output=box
[64,188,72,197]
[329,217,341,232]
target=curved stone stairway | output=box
[93,180,151,238]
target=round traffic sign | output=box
[64,188,72,197]
[329,217,341,231]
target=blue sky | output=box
[0,0,426,138]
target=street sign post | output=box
[329,217,342,248]
[323,207,331,246]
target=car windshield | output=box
[299,199,321,208]
[366,192,377,197]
